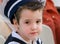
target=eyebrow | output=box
[37,19,41,21]
[24,19,41,21]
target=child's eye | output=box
[25,21,29,24]
[24,20,30,24]
[36,20,41,24]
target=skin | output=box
[0,0,3,4]
[13,9,43,42]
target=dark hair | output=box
[14,2,44,24]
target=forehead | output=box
[20,9,43,19]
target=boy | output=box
[4,0,45,44]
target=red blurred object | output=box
[43,0,60,44]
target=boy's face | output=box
[15,9,43,41]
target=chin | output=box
[30,36,38,40]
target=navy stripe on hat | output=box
[4,0,17,17]
[4,0,43,20]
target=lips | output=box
[30,32,38,35]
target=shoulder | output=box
[8,41,20,44]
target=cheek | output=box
[38,25,42,32]
[20,24,31,33]
[24,29,30,34]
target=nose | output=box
[31,23,37,30]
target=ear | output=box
[13,19,19,31]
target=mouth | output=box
[30,32,38,35]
